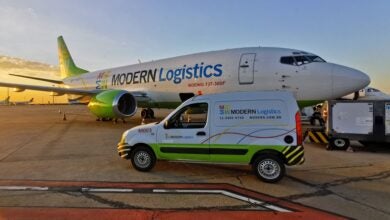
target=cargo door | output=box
[239,53,255,84]
[332,102,373,134]
[385,103,390,135]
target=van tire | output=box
[329,138,350,150]
[252,154,285,183]
[130,146,156,172]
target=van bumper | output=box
[117,143,132,159]
[282,145,305,166]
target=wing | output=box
[9,74,64,84]
[0,81,152,101]
[0,82,99,95]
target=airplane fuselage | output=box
[64,47,370,107]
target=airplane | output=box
[0,96,10,105]
[0,36,370,121]
[11,98,34,105]
[343,87,390,100]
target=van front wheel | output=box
[130,146,156,172]
[252,155,285,183]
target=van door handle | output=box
[196,131,206,136]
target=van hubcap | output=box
[135,151,151,168]
[258,159,280,180]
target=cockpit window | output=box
[280,55,326,66]
[294,56,310,65]
[368,88,380,92]
[306,56,326,62]
[280,57,295,65]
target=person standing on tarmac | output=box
[310,104,325,126]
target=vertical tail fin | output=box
[57,36,89,79]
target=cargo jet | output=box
[343,87,390,100]
[11,98,34,105]
[0,36,370,121]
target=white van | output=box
[117,91,304,183]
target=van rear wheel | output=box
[130,146,156,172]
[252,155,285,183]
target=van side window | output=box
[167,103,208,129]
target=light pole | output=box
[52,85,55,105]
[6,88,9,105]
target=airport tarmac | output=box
[0,105,389,219]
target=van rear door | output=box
[156,102,210,161]
[209,99,291,163]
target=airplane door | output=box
[239,53,256,84]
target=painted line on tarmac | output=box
[81,188,134,193]
[0,185,289,212]
[0,186,49,191]
[0,179,348,220]
[153,189,290,212]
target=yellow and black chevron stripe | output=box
[282,146,305,165]
[306,131,328,144]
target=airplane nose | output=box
[332,65,370,98]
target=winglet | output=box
[57,36,89,79]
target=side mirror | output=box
[164,120,170,129]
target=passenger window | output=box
[280,56,295,65]
[167,103,208,129]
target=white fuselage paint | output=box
[63,47,370,104]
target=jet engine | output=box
[13,88,25,92]
[88,90,137,119]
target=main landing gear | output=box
[141,108,155,119]
[96,117,126,123]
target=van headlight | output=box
[119,131,128,144]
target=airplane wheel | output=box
[141,109,147,119]
[141,108,155,119]
[329,138,350,150]
[147,108,155,119]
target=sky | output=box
[0,0,389,98]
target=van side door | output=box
[156,102,210,161]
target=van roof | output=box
[191,91,296,102]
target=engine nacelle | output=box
[50,91,65,96]
[88,90,137,119]
[13,88,25,92]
